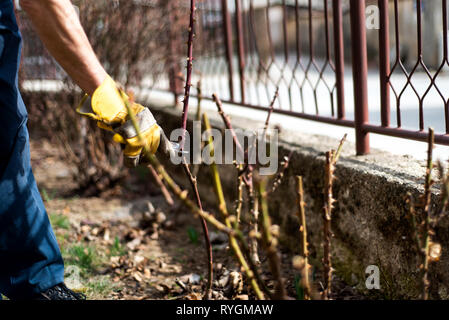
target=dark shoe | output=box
[33,283,86,300]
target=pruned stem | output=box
[212,93,261,265]
[421,127,434,300]
[180,0,197,150]
[322,150,334,300]
[203,112,265,300]
[263,87,279,136]
[296,176,311,300]
[249,194,260,265]
[258,179,289,300]
[196,79,202,122]
[182,161,213,299]
[270,151,293,194]
[192,79,203,177]
[235,175,245,224]
[321,134,346,300]
[212,93,245,160]
[177,0,214,299]
[148,164,174,206]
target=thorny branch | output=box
[406,128,443,300]
[263,87,279,136]
[179,0,197,150]
[147,164,174,206]
[203,112,266,300]
[421,128,434,300]
[258,179,289,300]
[322,134,346,300]
[296,176,311,299]
[176,0,213,299]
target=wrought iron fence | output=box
[17,0,449,155]
[175,0,449,154]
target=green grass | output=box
[86,276,115,298]
[50,214,120,299]
[109,236,126,257]
[41,188,57,202]
[49,213,71,230]
[187,226,199,245]
[294,275,305,300]
[60,241,119,298]
[65,244,97,275]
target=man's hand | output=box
[77,76,165,168]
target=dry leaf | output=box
[126,238,142,251]
[133,271,143,282]
[133,255,145,265]
[185,292,202,300]
[429,242,442,262]
[103,228,110,241]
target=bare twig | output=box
[258,178,289,300]
[148,164,174,206]
[263,87,279,136]
[296,176,311,300]
[406,128,446,299]
[177,0,214,299]
[192,80,203,177]
[249,195,260,265]
[203,113,265,300]
[322,151,334,300]
[196,79,202,122]
[182,161,213,299]
[322,134,346,300]
[212,93,260,264]
[421,128,434,300]
[179,0,197,151]
[202,113,228,216]
[235,175,245,223]
[270,151,293,194]
[212,93,245,159]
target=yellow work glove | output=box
[77,75,163,168]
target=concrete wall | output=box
[148,100,449,299]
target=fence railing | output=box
[17,0,449,155]
[169,0,449,155]
[370,0,449,147]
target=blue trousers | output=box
[0,0,64,299]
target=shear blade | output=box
[171,142,189,155]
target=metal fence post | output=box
[378,0,390,127]
[333,0,345,120]
[221,0,235,102]
[234,0,246,104]
[350,0,370,155]
[167,0,182,107]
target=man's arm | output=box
[20,0,107,95]
[20,0,171,166]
